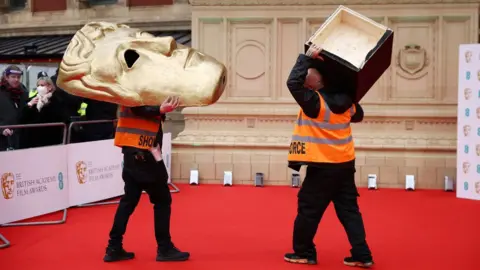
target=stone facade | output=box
[174,0,479,189]
[1,0,478,189]
[0,0,190,36]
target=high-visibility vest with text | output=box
[287,93,356,164]
[114,106,162,150]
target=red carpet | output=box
[0,184,478,270]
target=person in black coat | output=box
[50,67,84,143]
[83,98,118,142]
[21,76,66,148]
[0,65,30,151]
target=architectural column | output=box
[172,0,479,188]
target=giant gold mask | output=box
[57,22,227,107]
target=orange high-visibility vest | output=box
[287,92,356,164]
[114,106,162,150]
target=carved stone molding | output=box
[0,2,191,36]
[182,103,458,118]
[174,114,457,151]
[189,0,480,6]
[173,130,456,151]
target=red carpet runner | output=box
[0,184,478,269]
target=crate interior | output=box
[310,7,388,69]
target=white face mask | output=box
[37,86,48,95]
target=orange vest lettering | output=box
[114,106,162,150]
[287,93,356,164]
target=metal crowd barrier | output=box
[0,233,10,249]
[0,120,180,248]
[67,119,180,208]
[0,123,68,230]
[68,120,121,208]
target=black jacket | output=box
[21,91,67,148]
[0,85,29,151]
[287,54,364,170]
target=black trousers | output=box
[108,150,173,251]
[293,166,372,261]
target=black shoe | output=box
[156,246,190,262]
[103,247,135,262]
[343,257,374,268]
[284,252,317,265]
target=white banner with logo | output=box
[67,139,124,206]
[0,145,69,225]
[457,44,480,200]
[162,133,172,183]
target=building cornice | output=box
[189,0,480,5]
[0,3,192,37]
[0,20,191,37]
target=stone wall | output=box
[0,0,191,36]
[171,0,479,189]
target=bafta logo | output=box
[463,125,471,137]
[75,161,88,184]
[462,162,470,174]
[476,144,480,156]
[465,51,472,63]
[477,107,480,119]
[464,88,472,100]
[1,172,15,200]
[475,182,480,195]
[477,70,480,81]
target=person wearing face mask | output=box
[283,45,373,268]
[21,76,65,149]
[28,71,49,98]
[0,65,30,151]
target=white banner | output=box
[457,44,480,200]
[162,133,172,183]
[67,139,124,206]
[0,145,69,224]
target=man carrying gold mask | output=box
[57,22,228,263]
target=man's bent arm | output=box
[130,106,166,121]
[286,54,321,119]
[350,103,364,123]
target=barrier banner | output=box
[162,133,172,183]
[457,44,480,200]
[67,139,124,206]
[0,145,69,224]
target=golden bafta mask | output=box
[463,125,471,136]
[76,161,87,184]
[57,22,227,107]
[476,144,480,156]
[462,162,470,174]
[464,88,472,100]
[475,182,480,194]
[477,107,480,119]
[477,70,480,81]
[1,172,14,200]
[465,51,472,63]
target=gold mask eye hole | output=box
[124,49,140,69]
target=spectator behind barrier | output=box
[82,98,118,142]
[21,76,65,149]
[0,65,29,151]
[29,71,49,98]
[50,67,84,143]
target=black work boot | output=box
[156,246,190,262]
[284,252,317,265]
[103,246,135,262]
[343,257,374,268]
